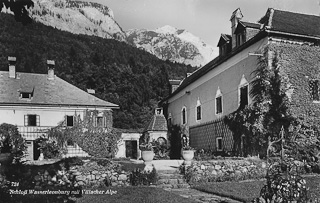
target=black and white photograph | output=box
[0,0,320,202]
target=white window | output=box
[215,87,223,115]
[24,114,40,126]
[94,116,106,127]
[216,137,223,151]
[196,98,201,121]
[181,107,187,124]
[239,75,249,108]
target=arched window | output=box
[215,87,223,115]
[181,106,187,124]
[239,75,249,109]
[196,98,202,121]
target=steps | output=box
[156,169,190,189]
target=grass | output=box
[194,175,320,202]
[75,187,196,203]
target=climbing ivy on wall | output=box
[225,43,320,160]
[47,110,121,158]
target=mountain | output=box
[126,25,216,67]
[25,0,127,41]
[2,0,215,67]
[0,13,196,129]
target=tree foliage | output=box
[0,13,196,129]
[47,110,121,158]
[0,0,34,24]
[0,123,27,163]
[225,49,294,157]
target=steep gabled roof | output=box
[162,8,320,103]
[217,34,231,46]
[260,8,320,38]
[0,71,119,108]
[235,21,262,34]
[144,111,168,132]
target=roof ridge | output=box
[272,8,320,18]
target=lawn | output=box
[75,186,196,203]
[194,175,320,202]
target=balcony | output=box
[17,126,52,140]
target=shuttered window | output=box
[24,115,39,126]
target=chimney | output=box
[8,56,16,78]
[47,60,55,80]
[230,8,243,49]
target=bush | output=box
[35,136,62,159]
[259,159,309,202]
[0,123,27,164]
[129,168,157,186]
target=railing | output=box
[17,126,52,140]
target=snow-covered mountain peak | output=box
[155,25,178,35]
[127,26,216,67]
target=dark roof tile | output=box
[0,71,118,108]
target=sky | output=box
[88,0,320,48]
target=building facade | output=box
[0,58,119,160]
[163,8,320,153]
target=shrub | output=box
[129,168,157,186]
[0,123,27,164]
[35,136,62,159]
[259,159,309,202]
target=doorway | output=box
[125,140,138,159]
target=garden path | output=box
[148,160,242,203]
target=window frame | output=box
[195,99,202,122]
[93,116,106,128]
[216,137,223,151]
[24,114,40,126]
[215,87,223,115]
[181,106,187,125]
[66,115,74,127]
[238,75,249,108]
[239,84,249,108]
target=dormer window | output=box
[20,92,32,99]
[19,87,34,100]
[236,32,246,47]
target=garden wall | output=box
[184,158,267,184]
[32,160,130,189]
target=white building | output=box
[0,57,119,160]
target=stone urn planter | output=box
[141,150,154,165]
[182,149,194,166]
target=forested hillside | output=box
[0,13,196,129]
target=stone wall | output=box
[184,158,267,184]
[31,160,130,189]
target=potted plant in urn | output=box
[140,142,154,165]
[182,145,195,165]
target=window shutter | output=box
[24,115,28,126]
[103,117,107,128]
[36,115,40,126]
[93,116,97,127]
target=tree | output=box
[0,0,34,24]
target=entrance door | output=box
[26,141,34,161]
[33,140,41,160]
[125,140,137,159]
